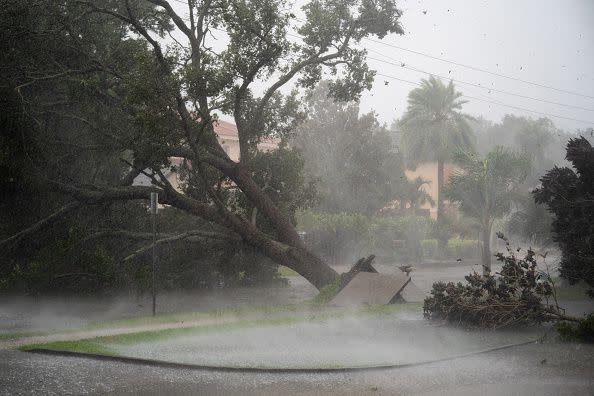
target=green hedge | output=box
[296,210,433,263]
[422,238,482,260]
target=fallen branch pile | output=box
[424,233,580,329]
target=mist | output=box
[1,0,593,394]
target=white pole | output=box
[150,192,158,316]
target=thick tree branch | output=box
[234,56,275,160]
[247,51,345,135]
[124,0,167,65]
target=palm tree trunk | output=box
[481,221,492,275]
[436,159,447,251]
[437,159,444,221]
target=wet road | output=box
[1,341,593,395]
[2,262,592,394]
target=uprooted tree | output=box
[0,0,404,290]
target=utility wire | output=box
[161,9,593,124]
[366,53,594,112]
[376,72,594,126]
[166,7,593,101]
[289,15,594,100]
[364,37,594,100]
[287,29,594,112]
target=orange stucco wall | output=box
[404,162,456,219]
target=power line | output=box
[290,29,594,115]
[365,37,594,100]
[163,12,594,125]
[288,28,594,112]
[366,53,594,113]
[376,72,594,125]
[289,15,594,100]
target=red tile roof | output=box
[213,119,280,147]
[213,119,238,138]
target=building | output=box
[214,119,279,162]
[404,162,456,219]
[133,120,279,190]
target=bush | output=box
[556,314,594,343]
[421,238,481,261]
[446,238,482,259]
[372,216,432,261]
[421,239,439,259]
[296,210,432,263]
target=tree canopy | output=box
[445,147,531,273]
[398,76,474,168]
[534,137,594,296]
[0,0,405,290]
[293,82,408,215]
[397,76,474,222]
[473,115,569,184]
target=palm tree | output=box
[398,76,475,222]
[445,147,531,274]
[399,176,435,211]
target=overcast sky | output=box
[170,0,594,132]
[357,0,594,132]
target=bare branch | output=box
[0,202,81,251]
[145,0,197,48]
[123,229,240,262]
[15,68,97,92]
[82,229,157,243]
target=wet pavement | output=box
[1,261,592,394]
[1,341,592,395]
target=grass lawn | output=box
[277,266,300,277]
[0,330,46,341]
[2,302,305,341]
[18,303,422,356]
[5,280,351,341]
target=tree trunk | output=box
[437,159,444,222]
[481,222,492,275]
[436,158,447,251]
[49,181,340,290]
[165,186,339,290]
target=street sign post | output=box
[150,192,158,316]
